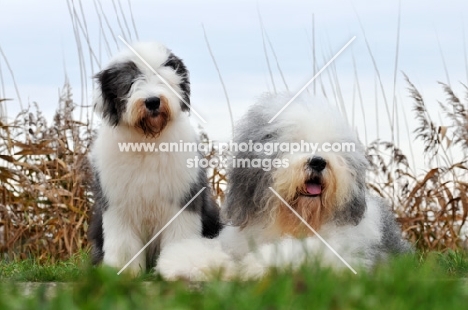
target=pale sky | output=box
[1,0,467,173]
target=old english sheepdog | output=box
[157,92,410,280]
[217,92,411,276]
[88,42,222,276]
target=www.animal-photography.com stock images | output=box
[1,1,468,309]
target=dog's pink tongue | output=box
[306,183,322,195]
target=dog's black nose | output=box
[145,97,160,111]
[309,156,327,172]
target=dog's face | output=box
[272,142,367,237]
[93,42,190,137]
[224,93,368,236]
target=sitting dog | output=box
[88,42,222,276]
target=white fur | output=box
[156,238,237,281]
[158,198,383,281]
[157,93,406,280]
[90,42,204,276]
[234,194,384,279]
[94,42,185,121]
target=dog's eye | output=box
[96,61,141,98]
[262,133,273,141]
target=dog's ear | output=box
[93,61,141,126]
[223,165,273,228]
[164,53,190,112]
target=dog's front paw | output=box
[238,253,268,280]
[156,238,237,281]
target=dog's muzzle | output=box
[301,156,327,196]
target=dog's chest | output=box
[94,140,198,212]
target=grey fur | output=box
[223,93,370,228]
[223,92,411,261]
[362,196,413,264]
[332,144,368,226]
[94,61,142,126]
[88,45,221,270]
[88,170,107,265]
[376,196,412,254]
[223,102,282,227]
[163,53,190,111]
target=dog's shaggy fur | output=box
[157,92,410,280]
[88,42,222,276]
[218,92,411,274]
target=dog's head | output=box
[93,42,190,137]
[224,93,368,237]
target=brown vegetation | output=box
[0,79,467,261]
[367,78,468,251]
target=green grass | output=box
[0,252,88,282]
[435,250,468,277]
[0,251,467,309]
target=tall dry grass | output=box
[0,78,467,261]
[0,81,92,261]
[367,78,468,251]
[0,2,467,261]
